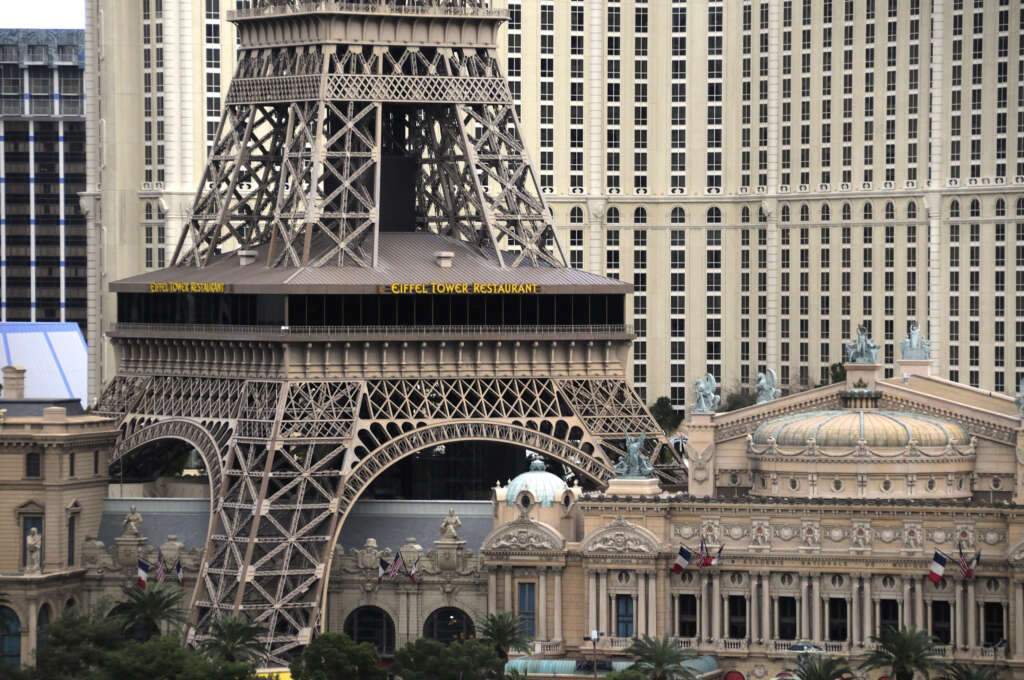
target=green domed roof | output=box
[752,410,967,450]
[506,459,568,507]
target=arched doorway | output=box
[37,604,51,650]
[0,607,21,668]
[423,607,474,644]
[343,606,395,654]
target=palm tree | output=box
[116,583,186,641]
[793,654,853,680]
[625,635,698,680]
[942,664,1003,680]
[201,616,265,663]
[860,626,944,680]
[479,611,532,662]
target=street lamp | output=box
[583,629,604,680]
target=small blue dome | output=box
[506,460,568,507]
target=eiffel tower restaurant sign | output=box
[384,282,540,295]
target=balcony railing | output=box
[112,322,632,338]
[231,0,506,21]
[670,637,696,650]
[601,637,634,651]
[533,640,563,655]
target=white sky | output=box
[0,0,85,30]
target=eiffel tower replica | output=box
[98,0,668,665]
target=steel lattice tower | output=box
[175,0,562,271]
[99,0,673,665]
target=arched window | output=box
[633,207,647,224]
[344,606,395,654]
[950,200,960,218]
[1017,197,1024,216]
[907,202,917,220]
[969,199,981,217]
[884,202,895,220]
[569,206,584,224]
[862,203,873,221]
[64,598,76,612]
[706,207,722,224]
[780,205,790,222]
[37,604,51,650]
[841,203,852,221]
[0,607,20,668]
[423,607,474,645]
[995,199,1006,217]
[799,205,810,222]
[671,207,686,224]
[820,205,831,222]
[740,206,750,223]
[606,207,620,224]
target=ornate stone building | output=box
[329,343,1024,679]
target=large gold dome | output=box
[751,410,968,450]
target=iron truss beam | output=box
[174,43,562,269]
[99,374,658,665]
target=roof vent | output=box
[238,249,257,267]
[434,251,454,268]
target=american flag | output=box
[385,554,405,580]
[958,543,980,579]
[155,549,166,583]
[696,538,709,569]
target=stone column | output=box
[967,580,977,648]
[902,577,911,628]
[811,575,821,641]
[538,568,547,641]
[554,570,563,641]
[712,573,722,640]
[771,596,779,640]
[955,582,965,648]
[504,570,513,611]
[801,575,811,639]
[637,573,648,636]
[915,581,925,630]
[863,577,873,642]
[599,571,609,635]
[745,592,752,641]
[26,598,37,666]
[926,599,933,636]
[851,588,860,646]
[588,571,597,634]
[488,571,497,616]
[761,575,771,644]
[1014,582,1024,659]
[650,571,660,636]
[700,574,710,641]
[672,594,679,637]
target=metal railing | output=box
[112,322,632,338]
[232,0,506,21]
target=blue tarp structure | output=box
[0,323,87,408]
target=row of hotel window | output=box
[23,450,100,479]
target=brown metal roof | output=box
[113,233,629,295]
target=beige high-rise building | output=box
[81,0,239,399]
[83,0,1024,409]
[499,0,1024,410]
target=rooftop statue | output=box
[121,504,143,538]
[845,324,880,364]
[613,434,655,478]
[756,368,781,404]
[900,321,931,360]
[692,373,721,414]
[439,508,462,540]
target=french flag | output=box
[928,551,947,584]
[137,559,151,589]
[672,546,692,573]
